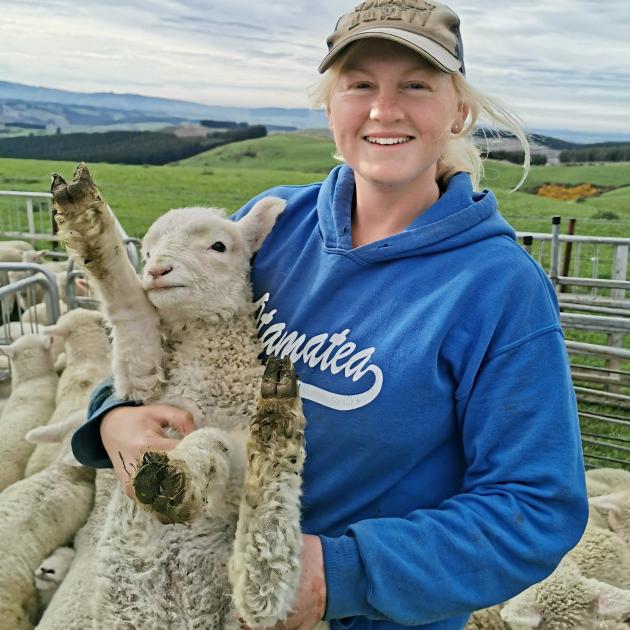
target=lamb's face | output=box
[141,207,254,323]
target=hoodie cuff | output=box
[320,534,372,621]
[71,389,143,469]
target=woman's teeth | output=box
[365,136,412,145]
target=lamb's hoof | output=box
[132,451,192,524]
[51,163,100,208]
[261,356,297,399]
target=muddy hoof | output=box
[261,356,297,399]
[132,451,190,524]
[51,163,97,205]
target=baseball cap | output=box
[318,0,465,75]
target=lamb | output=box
[0,417,94,630]
[568,522,630,589]
[0,240,34,253]
[500,557,630,629]
[35,469,116,630]
[50,163,311,629]
[590,490,630,544]
[35,546,76,609]
[586,467,630,498]
[0,334,58,492]
[24,308,111,476]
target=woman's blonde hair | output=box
[310,42,530,191]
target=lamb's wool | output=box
[586,468,630,497]
[0,334,58,492]
[51,164,309,629]
[25,308,110,475]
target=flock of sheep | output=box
[464,467,630,629]
[0,162,628,630]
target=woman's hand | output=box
[100,404,195,498]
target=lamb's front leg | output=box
[51,164,163,400]
[230,356,307,628]
[132,427,247,524]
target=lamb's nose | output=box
[148,265,173,279]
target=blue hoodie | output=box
[73,166,588,629]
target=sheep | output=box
[0,334,58,492]
[590,490,630,544]
[24,308,111,476]
[500,557,630,629]
[35,546,76,610]
[0,240,34,252]
[568,521,630,589]
[0,416,94,630]
[586,468,630,497]
[50,163,310,629]
[463,605,506,629]
[35,469,115,630]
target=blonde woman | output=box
[74,2,588,629]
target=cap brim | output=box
[318,27,462,74]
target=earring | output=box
[452,124,460,134]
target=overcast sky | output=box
[1,0,629,135]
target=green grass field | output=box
[0,135,628,466]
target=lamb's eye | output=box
[145,252,150,259]
[210,242,226,252]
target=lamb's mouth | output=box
[147,285,186,292]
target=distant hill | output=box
[0,81,328,131]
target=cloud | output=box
[0,0,628,133]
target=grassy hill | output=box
[1,134,629,239]
[180,133,338,173]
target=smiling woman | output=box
[71,2,588,630]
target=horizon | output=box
[1,1,629,136]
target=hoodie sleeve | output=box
[321,318,588,624]
[71,378,143,469]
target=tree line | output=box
[0,126,267,165]
[558,144,630,163]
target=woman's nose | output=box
[369,92,404,122]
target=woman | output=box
[72,1,588,628]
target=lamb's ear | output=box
[586,578,630,618]
[237,197,286,253]
[1,345,14,359]
[500,590,541,628]
[589,491,627,530]
[43,323,68,339]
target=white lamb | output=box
[0,334,58,492]
[590,490,630,544]
[24,308,111,476]
[586,467,630,498]
[500,557,630,630]
[0,421,94,630]
[51,163,312,629]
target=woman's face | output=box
[327,40,467,192]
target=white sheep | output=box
[35,546,76,609]
[0,240,34,252]
[0,334,58,492]
[0,416,94,630]
[500,557,630,629]
[24,308,111,476]
[589,490,630,544]
[586,467,630,498]
[35,469,115,630]
[51,163,310,629]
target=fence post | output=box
[550,216,561,285]
[26,197,36,245]
[522,235,533,254]
[608,244,629,379]
[560,218,576,293]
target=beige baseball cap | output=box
[318,0,465,75]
